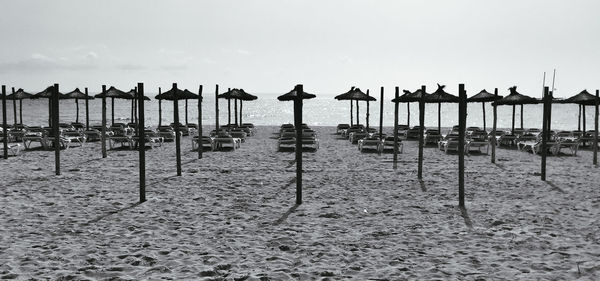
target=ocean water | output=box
[0,93,596,131]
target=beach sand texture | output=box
[1,126,599,280]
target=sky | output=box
[1,0,599,98]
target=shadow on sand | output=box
[273,204,300,225]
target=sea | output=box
[0,93,595,132]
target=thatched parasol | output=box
[64,88,94,124]
[558,89,600,131]
[492,86,539,132]
[236,89,257,125]
[391,88,430,128]
[33,86,65,127]
[156,87,199,125]
[94,86,129,125]
[424,84,459,133]
[335,87,376,127]
[6,88,33,125]
[467,89,503,131]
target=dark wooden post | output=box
[437,103,441,134]
[240,100,243,125]
[458,84,466,207]
[198,85,203,159]
[491,88,498,164]
[511,105,516,132]
[356,100,360,126]
[234,98,238,126]
[11,88,16,126]
[366,89,370,130]
[48,97,52,127]
[548,90,553,138]
[2,85,7,159]
[294,84,304,205]
[407,103,410,127]
[130,98,134,123]
[393,87,399,169]
[158,87,162,127]
[138,82,146,203]
[111,97,114,125]
[379,86,384,140]
[173,83,182,176]
[215,84,219,131]
[185,99,189,125]
[52,84,60,175]
[520,104,524,129]
[85,88,90,130]
[583,105,587,132]
[350,100,353,126]
[75,98,79,123]
[227,88,231,126]
[418,85,425,179]
[134,87,138,124]
[541,87,550,181]
[101,85,107,158]
[594,89,599,166]
[482,102,486,131]
[578,105,582,131]
[19,99,23,125]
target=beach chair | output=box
[71,122,85,131]
[577,130,596,146]
[466,126,481,136]
[170,122,190,136]
[132,129,163,149]
[358,135,383,153]
[343,124,365,139]
[425,129,442,145]
[406,126,423,139]
[229,129,247,143]
[556,139,579,155]
[22,127,47,149]
[497,131,517,147]
[62,130,86,148]
[108,127,133,150]
[336,124,350,134]
[213,132,240,150]
[438,133,463,154]
[466,130,489,154]
[349,129,368,144]
[380,135,403,153]
[6,143,22,156]
[7,125,27,142]
[301,130,319,150]
[157,125,176,142]
[396,125,409,138]
[238,124,255,136]
[83,129,102,142]
[192,136,215,151]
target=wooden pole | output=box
[491,88,498,164]
[520,104,524,129]
[19,99,22,125]
[541,87,550,181]
[111,97,114,125]
[379,86,384,140]
[350,100,353,126]
[173,83,182,176]
[198,85,203,159]
[48,98,52,127]
[583,105,587,132]
[130,98,134,123]
[75,98,79,123]
[511,105,516,132]
[482,102,486,131]
[458,84,466,207]
[85,88,90,130]
[393,87,399,169]
[215,85,219,131]
[234,98,238,126]
[594,89,599,166]
[185,99,189,125]
[356,100,360,126]
[11,88,16,126]
[227,88,231,126]
[578,105,582,131]
[407,103,410,127]
[548,90,553,139]
[240,100,243,125]
[2,86,7,159]
[138,82,146,203]
[438,102,441,133]
[418,85,425,179]
[53,84,60,175]
[101,85,107,158]
[366,89,370,130]
[158,87,162,127]
[295,84,304,205]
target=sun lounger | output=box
[425,129,442,145]
[157,126,176,142]
[229,130,248,142]
[192,136,215,151]
[342,124,365,139]
[83,129,102,142]
[6,143,21,156]
[358,136,383,153]
[349,130,368,144]
[132,130,163,149]
[466,130,489,154]
[512,128,525,137]
[497,131,517,146]
[438,133,464,154]
[213,132,241,150]
[406,126,423,139]
[556,139,579,155]
[62,130,86,148]
[380,136,403,153]
[517,140,559,155]
[336,124,350,134]
[22,130,46,149]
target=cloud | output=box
[0,52,98,73]
[236,49,251,55]
[86,51,98,59]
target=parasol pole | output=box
[393,87,399,168]
[11,88,16,126]
[407,103,410,127]
[215,85,220,131]
[294,84,304,205]
[438,102,441,134]
[85,88,90,130]
[491,88,498,164]
[185,99,189,125]
[458,84,466,207]
[379,86,384,140]
[240,100,243,125]
[234,97,238,126]
[594,89,598,166]
[101,85,107,158]
[173,83,182,176]
[137,82,146,203]
[198,85,203,159]
[2,85,7,159]
[227,88,231,126]
[511,105,515,133]
[418,85,425,179]
[482,102,486,131]
[366,89,370,130]
[75,98,79,124]
[350,100,353,126]
[520,104,524,129]
[158,87,162,127]
[52,84,60,175]
[356,100,360,126]
[19,99,22,125]
[111,97,115,125]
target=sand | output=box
[1,125,599,280]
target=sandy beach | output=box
[1,125,599,280]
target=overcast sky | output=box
[1,0,599,97]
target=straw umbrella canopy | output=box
[217,88,243,126]
[124,88,149,124]
[423,84,459,133]
[392,88,430,128]
[335,87,376,127]
[94,86,129,125]
[156,87,199,126]
[557,89,600,131]
[6,88,33,125]
[236,89,258,125]
[32,86,65,127]
[492,86,539,132]
[64,88,94,124]
[278,86,316,101]
[467,89,503,131]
